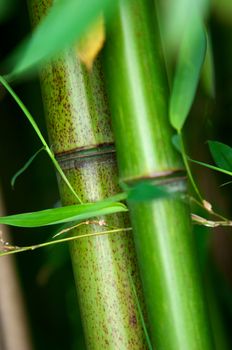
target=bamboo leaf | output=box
[190,158,232,177]
[160,0,209,53]
[126,182,170,202]
[0,201,127,227]
[6,0,117,78]
[0,75,81,203]
[169,21,207,131]
[11,146,45,188]
[77,15,105,70]
[172,137,232,178]
[172,133,204,201]
[208,141,232,172]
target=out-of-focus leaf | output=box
[169,20,207,131]
[77,15,105,70]
[158,0,209,53]
[172,134,182,153]
[0,201,127,228]
[121,181,184,203]
[201,32,215,98]
[208,141,232,172]
[6,0,118,78]
[127,182,170,202]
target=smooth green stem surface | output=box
[128,194,213,349]
[103,0,214,349]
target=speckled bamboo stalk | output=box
[103,0,214,349]
[29,1,147,349]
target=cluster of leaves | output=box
[1,0,232,256]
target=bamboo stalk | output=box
[103,0,214,349]
[29,1,147,348]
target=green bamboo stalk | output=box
[29,1,147,348]
[103,0,214,349]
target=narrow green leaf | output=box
[169,20,207,131]
[172,137,232,182]
[103,192,128,203]
[6,0,118,78]
[208,141,232,172]
[190,158,232,177]
[0,75,81,203]
[172,133,203,201]
[128,273,153,350]
[11,146,45,188]
[0,201,127,228]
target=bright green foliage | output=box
[6,0,119,78]
[169,20,207,131]
[161,0,209,51]
[0,181,173,229]
[208,141,232,172]
[0,201,127,227]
